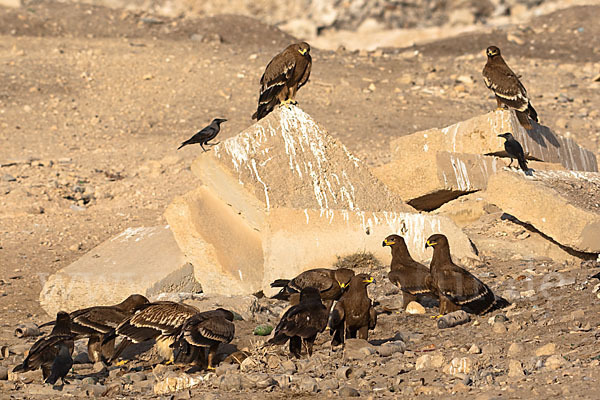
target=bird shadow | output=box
[522,121,561,149]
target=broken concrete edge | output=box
[166,184,478,297]
[39,226,200,317]
[486,170,600,254]
[196,105,412,213]
[374,149,565,211]
[390,109,597,172]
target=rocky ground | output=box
[1,0,600,398]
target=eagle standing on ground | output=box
[13,311,74,382]
[498,132,528,171]
[170,308,235,370]
[103,301,200,363]
[252,42,312,121]
[482,45,538,130]
[268,287,329,358]
[382,234,437,308]
[270,267,354,310]
[177,118,227,151]
[38,294,149,363]
[329,274,377,346]
[425,234,509,315]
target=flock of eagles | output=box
[14,40,536,386]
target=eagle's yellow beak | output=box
[338,282,347,289]
[382,239,395,247]
[298,49,307,55]
[425,240,437,248]
[363,276,375,284]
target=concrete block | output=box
[389,110,597,172]
[486,170,600,253]
[39,226,200,316]
[165,106,478,296]
[374,150,563,211]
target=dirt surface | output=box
[1,1,600,398]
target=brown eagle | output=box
[482,45,538,129]
[425,234,509,315]
[382,234,437,308]
[38,294,149,363]
[252,42,312,121]
[329,273,377,346]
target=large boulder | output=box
[165,106,478,296]
[486,170,600,254]
[39,226,200,316]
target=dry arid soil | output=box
[1,1,600,398]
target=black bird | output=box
[13,311,74,382]
[171,308,235,370]
[270,268,354,310]
[498,132,528,171]
[482,45,538,130]
[44,342,73,386]
[329,274,377,346]
[177,118,227,151]
[268,287,329,358]
[382,234,437,308]
[38,294,149,363]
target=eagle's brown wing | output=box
[71,307,130,335]
[483,60,529,112]
[388,261,434,296]
[291,269,335,293]
[437,264,496,315]
[182,313,235,347]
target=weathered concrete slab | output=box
[374,151,563,211]
[165,106,478,296]
[39,226,200,316]
[194,105,412,213]
[486,170,600,254]
[389,110,597,172]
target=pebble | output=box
[92,361,107,373]
[443,357,473,375]
[318,378,339,392]
[545,355,567,370]
[215,362,239,376]
[339,385,360,397]
[1,174,16,182]
[83,383,107,397]
[492,322,507,334]
[507,343,525,358]
[535,343,557,357]
[344,339,376,360]
[415,353,445,370]
[468,344,481,354]
[508,360,525,378]
[0,366,8,380]
[378,341,406,357]
[335,365,353,379]
[298,376,318,393]
[280,359,296,373]
[405,301,426,314]
[218,374,243,391]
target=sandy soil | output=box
[1,1,600,398]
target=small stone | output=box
[545,355,567,370]
[468,344,481,354]
[130,371,147,382]
[298,376,318,393]
[218,374,243,391]
[378,341,406,357]
[405,301,426,314]
[443,357,473,375]
[0,366,8,380]
[267,355,281,369]
[215,362,239,376]
[280,359,296,373]
[571,310,585,321]
[520,289,535,298]
[507,343,524,358]
[415,353,445,370]
[83,383,107,397]
[535,343,557,357]
[82,376,97,385]
[339,385,360,397]
[318,378,339,392]
[493,322,507,334]
[73,351,90,364]
[508,360,525,378]
[1,174,16,182]
[344,339,376,360]
[92,361,107,373]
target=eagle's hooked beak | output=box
[382,239,395,247]
[338,281,347,289]
[363,276,375,284]
[425,240,437,249]
[298,48,307,55]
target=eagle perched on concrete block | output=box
[252,42,312,121]
[482,45,538,130]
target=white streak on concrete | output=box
[250,158,270,210]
